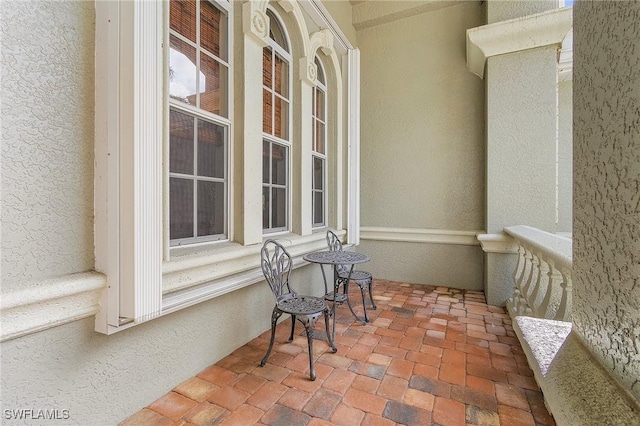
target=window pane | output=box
[197,180,224,236]
[200,54,227,117]
[200,1,227,61]
[263,89,273,134]
[315,89,325,121]
[262,140,270,183]
[272,187,286,229]
[267,10,288,52]
[315,56,325,85]
[170,110,194,174]
[313,191,324,226]
[262,187,270,229]
[169,35,198,105]
[274,54,288,98]
[274,97,288,139]
[263,48,272,88]
[313,156,324,190]
[170,0,196,43]
[272,144,287,185]
[315,120,325,155]
[170,178,194,240]
[197,119,225,178]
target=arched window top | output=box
[266,9,288,53]
[314,56,325,86]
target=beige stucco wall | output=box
[356,2,485,289]
[0,1,350,424]
[487,0,558,24]
[557,79,572,233]
[573,0,640,401]
[486,45,559,234]
[1,1,95,291]
[1,265,323,424]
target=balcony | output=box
[121,280,554,425]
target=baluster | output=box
[538,259,559,319]
[555,267,572,321]
[518,249,537,315]
[513,248,531,315]
[507,246,525,317]
[516,248,531,294]
[529,257,548,318]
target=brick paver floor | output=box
[121,280,555,426]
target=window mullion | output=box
[193,117,198,238]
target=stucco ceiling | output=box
[350,0,467,30]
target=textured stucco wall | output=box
[0,267,323,425]
[573,0,640,400]
[486,46,559,234]
[557,80,573,233]
[1,1,95,290]
[358,241,483,290]
[357,2,485,290]
[487,0,558,24]
[359,2,485,232]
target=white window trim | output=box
[312,58,328,229]
[167,0,233,247]
[95,0,164,333]
[262,8,293,234]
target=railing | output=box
[504,226,572,321]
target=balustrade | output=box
[504,226,572,321]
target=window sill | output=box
[161,231,337,315]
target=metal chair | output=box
[326,230,377,322]
[259,239,336,380]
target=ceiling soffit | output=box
[352,0,466,30]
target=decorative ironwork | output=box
[259,239,336,381]
[304,250,370,265]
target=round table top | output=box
[303,250,370,265]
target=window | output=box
[312,56,327,228]
[169,0,230,245]
[94,0,360,334]
[262,9,291,233]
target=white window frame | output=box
[312,56,327,228]
[262,9,293,234]
[167,0,232,247]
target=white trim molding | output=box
[1,272,106,342]
[466,7,573,78]
[360,227,482,246]
[477,233,519,254]
[299,0,353,55]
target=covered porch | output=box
[1,0,639,425]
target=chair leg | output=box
[368,279,377,310]
[260,309,282,367]
[358,282,370,323]
[303,318,317,381]
[288,315,296,342]
[344,279,366,324]
[324,308,337,352]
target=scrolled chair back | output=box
[326,230,343,252]
[261,239,293,300]
[326,230,348,276]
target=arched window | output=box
[262,9,291,233]
[168,0,230,246]
[312,56,327,228]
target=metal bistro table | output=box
[303,250,371,339]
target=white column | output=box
[240,2,270,245]
[467,6,572,305]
